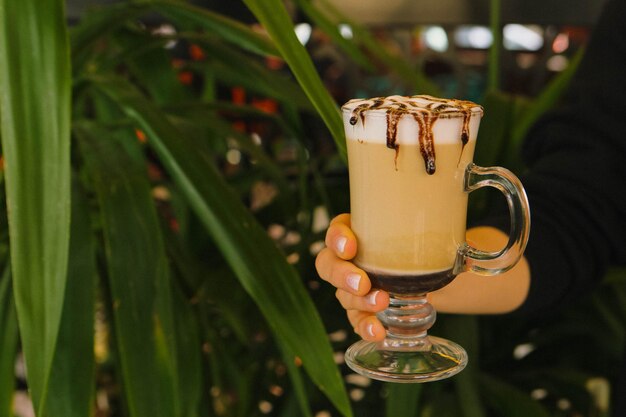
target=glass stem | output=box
[377,294,436,351]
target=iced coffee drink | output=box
[341,95,530,383]
[343,95,483,294]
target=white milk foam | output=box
[341,95,483,146]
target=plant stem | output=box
[488,0,501,92]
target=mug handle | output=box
[455,163,531,276]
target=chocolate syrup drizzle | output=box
[346,95,482,175]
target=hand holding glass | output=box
[342,95,530,382]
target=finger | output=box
[316,247,371,296]
[335,288,389,312]
[347,310,386,342]
[325,215,357,260]
[330,213,351,227]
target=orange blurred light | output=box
[265,55,284,71]
[189,44,206,61]
[552,33,570,54]
[178,71,194,85]
[232,87,246,105]
[252,98,278,114]
[169,218,180,233]
[135,128,147,144]
[171,58,185,69]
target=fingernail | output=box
[367,323,375,337]
[367,290,379,305]
[346,273,361,292]
[335,236,347,254]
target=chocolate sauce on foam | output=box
[343,95,483,175]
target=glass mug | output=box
[342,95,530,382]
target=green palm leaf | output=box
[385,384,422,417]
[91,74,353,417]
[282,345,314,417]
[315,0,440,96]
[187,36,314,111]
[0,265,17,417]
[439,315,486,417]
[243,0,347,162]
[169,283,202,417]
[45,179,96,417]
[76,123,179,417]
[488,0,502,92]
[509,47,585,149]
[0,0,71,414]
[292,0,375,72]
[480,373,552,417]
[153,0,278,57]
[70,2,150,73]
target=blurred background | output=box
[3,1,621,417]
[66,0,605,100]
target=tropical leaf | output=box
[70,2,150,73]
[315,0,441,97]
[195,114,290,191]
[509,47,585,149]
[163,226,252,344]
[487,0,502,92]
[169,283,202,417]
[0,265,17,417]
[438,315,486,417]
[385,384,422,417]
[469,90,518,217]
[187,36,314,112]
[0,0,71,414]
[513,368,596,413]
[152,0,278,57]
[292,0,375,72]
[243,0,347,162]
[282,346,314,417]
[603,268,626,286]
[480,372,552,417]
[72,0,278,75]
[45,179,97,417]
[165,101,300,138]
[76,122,178,417]
[167,101,335,223]
[120,32,191,105]
[425,389,463,416]
[90,74,353,417]
[475,91,516,168]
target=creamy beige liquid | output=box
[342,95,483,293]
[348,138,476,276]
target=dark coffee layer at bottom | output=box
[368,269,457,295]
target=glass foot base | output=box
[344,336,467,383]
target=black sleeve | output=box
[507,0,626,315]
